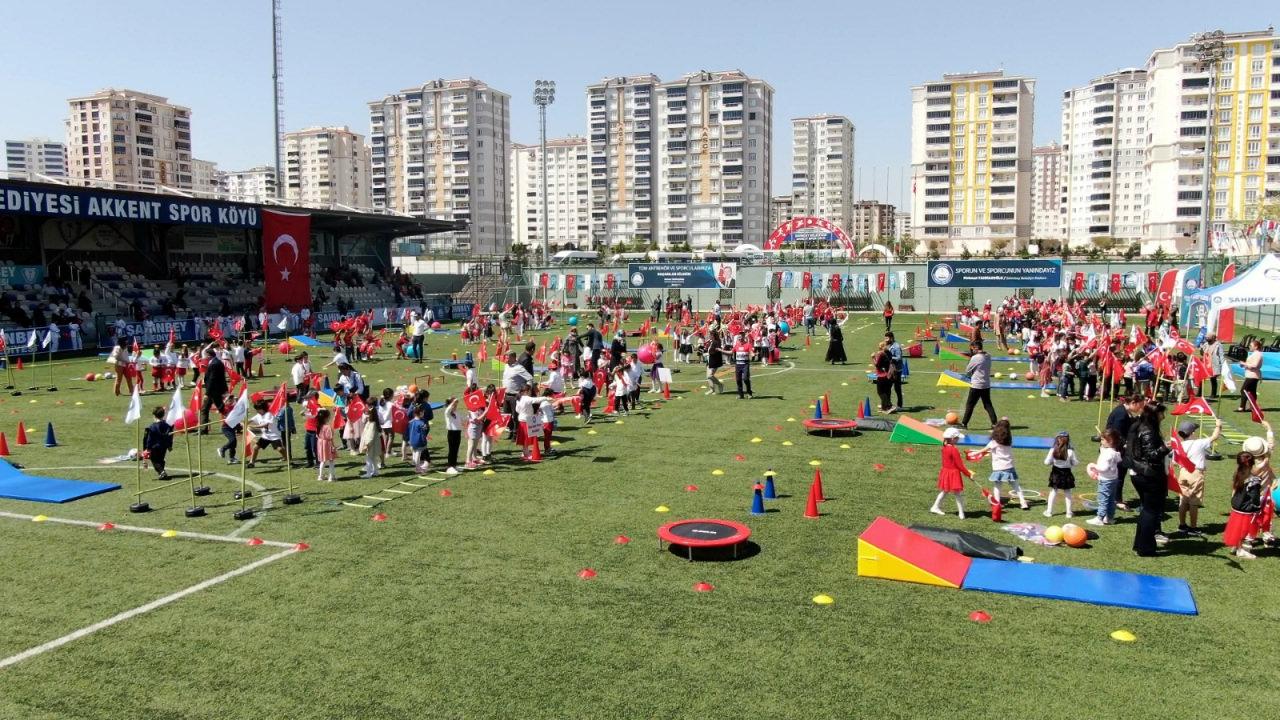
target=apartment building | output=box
[849,200,896,245]
[1144,29,1280,252]
[586,75,662,247]
[510,137,591,251]
[4,138,66,179]
[283,126,371,208]
[220,165,278,203]
[369,78,511,254]
[191,158,219,196]
[65,88,193,189]
[1030,142,1065,241]
[791,115,855,233]
[910,71,1036,253]
[769,194,794,230]
[1060,69,1148,247]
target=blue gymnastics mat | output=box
[943,370,1054,391]
[961,558,1198,615]
[0,460,120,504]
[957,434,1055,450]
[288,335,325,347]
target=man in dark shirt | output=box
[200,346,229,434]
[1105,395,1146,510]
[584,323,605,368]
[518,341,536,376]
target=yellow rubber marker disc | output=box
[782,441,794,447]
[32,515,48,523]
[812,594,834,605]
[161,530,178,538]
[654,505,670,513]
[1110,630,1136,642]
[839,444,851,449]
[711,469,724,476]
[482,469,496,476]
[750,437,763,443]
[809,460,821,467]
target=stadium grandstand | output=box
[0,173,477,352]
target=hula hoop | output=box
[1074,492,1097,502]
[1016,488,1043,499]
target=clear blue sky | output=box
[1,0,1273,209]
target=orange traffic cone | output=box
[662,382,671,400]
[15,357,23,371]
[605,393,616,414]
[855,401,864,419]
[813,468,826,503]
[804,480,821,519]
[0,432,9,456]
[16,422,28,446]
[822,394,830,416]
[527,435,542,463]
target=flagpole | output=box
[46,346,56,392]
[129,406,147,513]
[283,404,301,505]
[233,431,253,521]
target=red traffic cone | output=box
[527,435,542,463]
[813,468,826,503]
[97,522,115,531]
[663,382,671,399]
[440,488,453,497]
[294,542,310,551]
[15,357,22,371]
[0,432,8,457]
[605,393,616,414]
[16,422,28,446]
[804,481,821,519]
[855,401,864,420]
[822,394,830,415]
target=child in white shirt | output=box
[1087,428,1124,526]
[1043,431,1079,518]
[978,419,1028,509]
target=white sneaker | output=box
[1065,511,1074,519]
[1086,517,1105,526]
[1235,547,1257,560]
[445,467,459,476]
[1042,509,1053,518]
[929,506,945,515]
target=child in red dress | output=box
[931,427,973,518]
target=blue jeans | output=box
[304,430,317,466]
[1096,476,1120,521]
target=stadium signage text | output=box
[0,181,261,228]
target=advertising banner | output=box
[0,264,44,285]
[0,179,261,228]
[627,262,737,289]
[926,259,1062,288]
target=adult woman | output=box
[704,330,725,395]
[882,301,895,332]
[872,341,894,413]
[825,323,847,365]
[1238,339,1265,412]
[106,338,133,397]
[1122,403,1171,557]
[1198,333,1223,399]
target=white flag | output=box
[165,385,185,425]
[1222,364,1238,393]
[26,331,37,349]
[41,331,52,349]
[124,386,143,425]
[223,387,251,430]
[277,314,289,331]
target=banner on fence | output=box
[627,262,737,289]
[926,259,1062,288]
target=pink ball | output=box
[430,321,442,329]
[637,344,657,364]
[172,408,198,432]
[277,341,292,355]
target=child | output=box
[443,396,462,475]
[980,419,1028,509]
[611,367,631,415]
[678,329,693,364]
[649,343,665,393]
[315,409,336,482]
[176,346,191,389]
[407,406,429,473]
[577,370,596,423]
[1043,431,1079,517]
[148,346,164,392]
[301,390,320,468]
[1087,428,1123,526]
[931,427,972,518]
[143,406,173,480]
[376,388,396,466]
[246,400,285,468]
[358,405,382,478]
[626,353,643,407]
[1223,451,1268,560]
[544,361,565,396]
[539,391,556,456]
[465,398,485,469]
[463,360,478,389]
[1173,418,1222,535]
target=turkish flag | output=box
[605,274,615,290]
[262,210,311,311]
[539,273,549,288]
[565,274,576,291]
[1073,272,1085,292]
[830,274,841,291]
[802,272,812,289]
[1173,396,1214,416]
[877,273,887,292]
[1109,274,1121,293]
[1146,272,1159,293]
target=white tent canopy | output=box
[1187,253,1280,331]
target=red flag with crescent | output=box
[262,210,312,312]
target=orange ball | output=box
[1024,371,1035,381]
[1062,524,1088,548]
[407,384,418,394]
[944,411,959,425]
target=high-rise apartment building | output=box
[5,138,67,179]
[510,137,591,250]
[894,211,912,243]
[769,194,794,230]
[191,158,219,196]
[1144,29,1280,252]
[791,115,855,233]
[657,71,773,249]
[587,75,662,247]
[1030,142,1065,241]
[283,126,371,208]
[369,78,511,254]
[1060,69,1147,247]
[910,71,1036,252]
[588,70,772,250]
[220,166,278,203]
[849,200,896,245]
[65,88,193,189]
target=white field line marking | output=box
[0,510,294,549]
[24,465,271,538]
[0,546,299,671]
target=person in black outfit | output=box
[584,323,605,368]
[1122,403,1171,556]
[518,341,536,376]
[825,323,847,365]
[609,332,627,372]
[200,347,228,434]
[1105,395,1146,510]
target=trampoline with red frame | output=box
[802,417,858,437]
[657,518,752,561]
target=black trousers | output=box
[891,375,904,407]
[411,335,425,362]
[884,317,892,331]
[734,363,753,398]
[447,429,461,468]
[1197,376,1219,398]
[875,378,892,411]
[961,387,997,426]
[200,391,226,431]
[220,424,238,460]
[503,395,518,437]
[1132,478,1167,555]
[1239,378,1260,411]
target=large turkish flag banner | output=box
[262,210,311,311]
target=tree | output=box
[510,243,530,261]
[1152,247,1167,264]
[1123,242,1140,260]
[989,237,1010,258]
[960,247,973,260]
[927,241,941,260]
[1091,236,1117,254]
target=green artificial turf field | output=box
[0,313,1277,719]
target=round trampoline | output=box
[803,417,858,437]
[657,518,752,561]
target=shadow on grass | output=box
[664,540,761,562]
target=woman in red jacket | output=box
[931,427,973,518]
[883,301,895,331]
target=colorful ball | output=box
[1024,371,1035,381]
[1010,348,1021,356]
[1063,524,1088,548]
[567,316,579,327]
[103,371,115,379]
[84,372,96,382]
[944,411,959,425]
[277,341,292,355]
[778,321,791,334]
[1043,525,1064,545]
[430,321,442,329]
[407,384,418,394]
[637,343,657,364]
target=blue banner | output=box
[0,180,261,228]
[0,265,44,285]
[627,262,737,289]
[926,259,1062,288]
[97,318,203,348]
